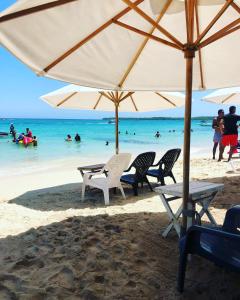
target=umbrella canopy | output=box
[202,87,240,104]
[41,85,185,153]
[1,0,240,233]
[0,1,239,91]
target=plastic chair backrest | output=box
[105,153,131,185]
[223,205,240,235]
[132,152,156,178]
[160,148,181,175]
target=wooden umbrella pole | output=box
[115,104,119,154]
[182,0,196,235]
[182,48,195,235]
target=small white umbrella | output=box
[41,85,185,153]
[202,87,240,105]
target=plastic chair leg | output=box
[146,177,153,191]
[103,188,110,205]
[81,183,86,201]
[177,250,188,293]
[158,176,165,186]
[171,172,177,183]
[133,184,138,196]
[119,185,126,199]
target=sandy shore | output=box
[0,156,240,299]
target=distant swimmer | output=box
[169,130,172,133]
[118,131,121,134]
[75,133,81,142]
[65,134,72,141]
[173,129,176,132]
[155,131,161,138]
[106,141,109,146]
[10,123,15,135]
[125,130,128,135]
[134,132,136,135]
[32,136,38,147]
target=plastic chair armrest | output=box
[124,164,133,173]
[187,225,240,241]
[83,168,105,179]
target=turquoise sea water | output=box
[0,118,213,175]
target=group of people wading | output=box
[212,106,240,162]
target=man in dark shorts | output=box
[212,109,224,160]
[218,106,240,162]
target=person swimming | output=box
[106,141,109,146]
[65,134,72,141]
[75,133,81,142]
[125,130,128,135]
[155,131,161,138]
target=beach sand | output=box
[0,156,240,299]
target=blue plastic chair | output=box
[147,148,181,185]
[120,152,156,196]
[178,206,240,293]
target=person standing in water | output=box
[75,133,81,142]
[219,106,240,161]
[10,123,15,135]
[26,128,32,138]
[155,131,161,138]
[212,109,224,160]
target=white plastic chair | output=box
[81,153,131,205]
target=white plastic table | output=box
[155,181,224,238]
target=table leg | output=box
[162,203,183,238]
[197,193,218,226]
[159,193,182,238]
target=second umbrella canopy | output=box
[41,85,185,153]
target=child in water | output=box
[65,134,72,141]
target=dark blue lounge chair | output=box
[178,205,240,293]
[147,148,181,185]
[120,151,156,196]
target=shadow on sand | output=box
[9,182,159,212]
[0,212,239,299]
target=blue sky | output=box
[0,1,225,119]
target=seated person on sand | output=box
[65,134,72,142]
[155,131,161,138]
[32,136,38,147]
[75,133,81,142]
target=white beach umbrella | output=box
[202,87,240,104]
[41,84,185,153]
[1,0,240,232]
